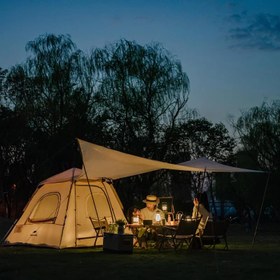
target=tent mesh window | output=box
[28,193,60,223]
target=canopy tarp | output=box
[179,157,264,173]
[77,139,201,180]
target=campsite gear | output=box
[3,139,198,249]
[3,139,263,249]
[3,168,128,248]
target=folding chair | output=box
[201,219,229,250]
[89,217,108,247]
[157,218,201,251]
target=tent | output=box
[3,168,128,248]
[3,139,199,248]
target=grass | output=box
[1,221,280,280]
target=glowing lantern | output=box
[155,213,161,222]
[132,216,139,224]
[162,202,168,211]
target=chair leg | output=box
[93,228,100,247]
[224,235,229,250]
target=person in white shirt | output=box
[140,194,165,223]
[138,194,165,248]
[192,193,212,234]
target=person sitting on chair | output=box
[138,195,165,248]
[192,192,212,235]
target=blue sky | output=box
[1,0,280,130]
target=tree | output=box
[89,39,191,206]
[232,100,280,221]
[90,39,190,155]
[3,34,105,181]
[233,100,280,172]
[158,118,236,212]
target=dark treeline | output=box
[0,34,279,224]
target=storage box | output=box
[103,232,133,253]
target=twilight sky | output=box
[1,0,280,130]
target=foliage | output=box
[231,100,280,220]
[233,100,280,172]
[1,33,238,218]
[115,219,126,226]
[88,39,192,206]
[90,39,190,153]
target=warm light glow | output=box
[155,213,161,222]
[132,216,139,224]
[162,202,167,211]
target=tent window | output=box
[28,193,60,223]
[87,192,111,220]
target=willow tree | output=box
[3,34,102,183]
[233,100,280,172]
[91,39,190,156]
[232,100,280,220]
[90,39,190,206]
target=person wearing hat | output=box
[140,194,165,223]
[138,195,165,248]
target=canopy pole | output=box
[208,173,217,218]
[76,140,101,224]
[251,172,271,248]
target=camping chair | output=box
[157,217,201,251]
[201,219,229,250]
[89,217,108,247]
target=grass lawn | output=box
[1,220,280,280]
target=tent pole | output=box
[77,140,101,226]
[251,172,271,248]
[209,173,217,218]
[60,168,78,247]
[101,179,117,222]
[82,163,101,222]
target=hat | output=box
[143,195,159,205]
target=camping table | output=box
[126,223,178,248]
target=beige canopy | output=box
[77,139,201,180]
[179,157,264,173]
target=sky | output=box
[1,0,280,131]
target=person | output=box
[192,193,212,235]
[138,195,165,248]
[140,194,165,223]
[131,207,141,224]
